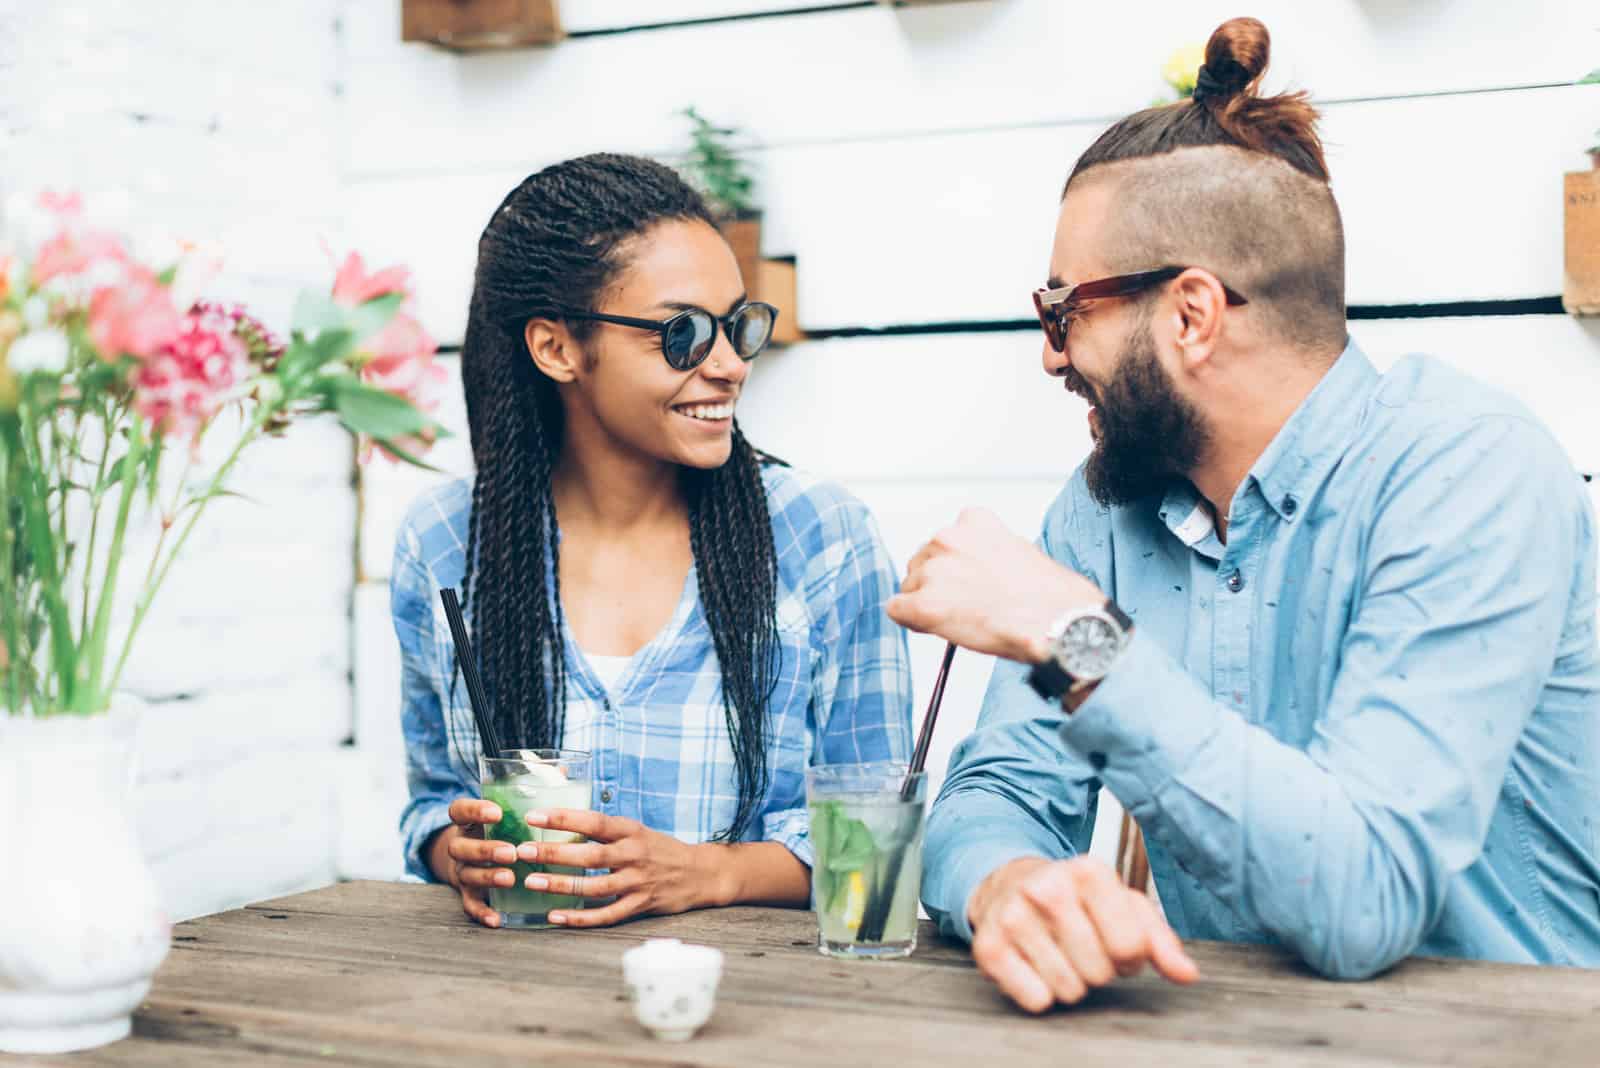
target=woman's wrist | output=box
[425,824,460,887]
[692,842,742,908]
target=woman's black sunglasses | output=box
[561,301,779,371]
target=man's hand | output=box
[888,508,1104,664]
[969,856,1199,1013]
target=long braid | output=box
[458,154,781,837]
[685,424,781,839]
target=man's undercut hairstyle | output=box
[1065,17,1348,354]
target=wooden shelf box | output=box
[401,0,563,51]
[1566,157,1600,316]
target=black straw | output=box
[439,587,503,759]
[902,642,956,800]
[857,642,957,943]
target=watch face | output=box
[1060,614,1122,678]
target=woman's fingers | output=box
[525,808,640,843]
[458,885,500,928]
[524,869,632,900]
[517,840,614,869]
[456,864,516,890]
[547,893,648,929]
[449,797,502,828]
[448,835,516,867]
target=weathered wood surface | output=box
[19,881,1600,1067]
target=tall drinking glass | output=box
[806,763,927,960]
[478,748,592,929]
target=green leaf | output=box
[370,436,443,472]
[156,265,178,286]
[291,291,345,336]
[345,292,404,343]
[1581,68,1600,84]
[333,379,430,440]
[824,815,877,873]
[278,329,354,386]
[96,454,131,495]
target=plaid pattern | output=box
[392,465,914,881]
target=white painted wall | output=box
[9,0,1598,914]
[342,0,1600,880]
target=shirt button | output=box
[600,788,614,803]
[1282,495,1299,517]
[1226,570,1245,593]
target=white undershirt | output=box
[586,653,631,692]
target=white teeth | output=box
[678,403,734,421]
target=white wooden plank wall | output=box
[9,0,1598,907]
[345,0,1600,881]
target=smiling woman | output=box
[390,153,914,930]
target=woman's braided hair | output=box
[460,152,780,841]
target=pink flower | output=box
[331,252,412,308]
[38,191,83,216]
[87,267,182,361]
[32,228,128,289]
[357,310,445,464]
[133,304,249,438]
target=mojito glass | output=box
[806,763,928,960]
[479,748,592,929]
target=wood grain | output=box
[19,882,1597,1068]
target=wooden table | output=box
[21,881,1600,1066]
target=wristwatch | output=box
[1026,598,1133,703]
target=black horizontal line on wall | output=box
[566,2,875,39]
[432,297,1566,354]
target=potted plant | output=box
[678,107,764,307]
[0,190,446,1053]
[1564,68,1600,316]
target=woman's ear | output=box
[525,318,585,383]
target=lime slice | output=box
[842,870,867,934]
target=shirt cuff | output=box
[1059,629,1222,801]
[921,788,1068,944]
[763,807,815,870]
[402,801,457,883]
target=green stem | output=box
[78,400,116,640]
[17,390,76,711]
[0,427,19,716]
[82,420,146,713]
[105,407,270,698]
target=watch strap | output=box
[1026,656,1074,702]
[1104,597,1132,631]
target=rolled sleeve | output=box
[392,524,475,882]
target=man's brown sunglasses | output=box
[1032,266,1248,352]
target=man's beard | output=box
[1069,312,1211,507]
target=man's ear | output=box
[1170,268,1228,373]
[525,318,584,383]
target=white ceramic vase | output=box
[0,700,171,1054]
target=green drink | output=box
[807,763,927,960]
[479,749,592,929]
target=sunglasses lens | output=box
[664,312,716,369]
[732,304,776,359]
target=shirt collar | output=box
[1246,339,1378,522]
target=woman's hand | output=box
[513,809,732,927]
[428,797,520,929]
